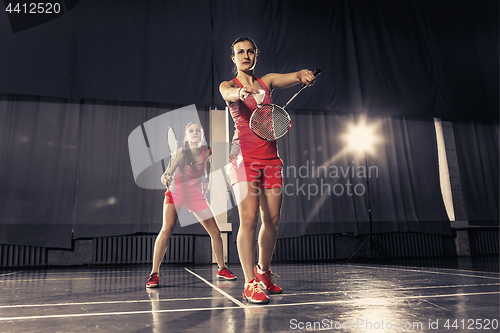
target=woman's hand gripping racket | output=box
[250,69,321,141]
[162,127,178,187]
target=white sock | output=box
[257,265,267,274]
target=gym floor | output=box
[1,257,499,332]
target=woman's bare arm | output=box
[261,69,316,91]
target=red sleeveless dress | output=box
[228,77,283,189]
[165,147,210,213]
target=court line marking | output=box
[256,291,500,309]
[0,296,224,309]
[3,282,497,309]
[183,267,246,308]
[282,283,500,297]
[422,299,448,311]
[377,264,500,276]
[0,268,219,276]
[1,282,498,309]
[2,262,496,276]
[0,305,243,321]
[0,274,190,283]
[348,264,500,280]
[245,262,500,275]
[1,291,498,322]
[2,263,497,280]
[0,270,160,276]
[396,291,500,299]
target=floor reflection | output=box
[146,288,164,333]
[0,260,497,332]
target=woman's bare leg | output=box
[233,181,260,283]
[257,187,283,271]
[194,208,225,268]
[150,199,178,275]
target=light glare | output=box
[344,121,379,154]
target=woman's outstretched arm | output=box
[262,69,316,91]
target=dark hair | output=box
[230,37,258,75]
[182,122,205,166]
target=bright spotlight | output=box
[344,120,380,154]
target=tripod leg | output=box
[370,236,389,257]
[347,236,371,261]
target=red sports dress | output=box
[229,77,283,189]
[165,147,210,213]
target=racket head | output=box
[167,127,178,159]
[249,104,291,141]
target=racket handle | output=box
[302,69,321,87]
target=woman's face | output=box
[185,123,202,144]
[232,40,257,72]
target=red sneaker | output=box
[242,279,270,304]
[254,266,282,294]
[217,267,237,280]
[146,272,159,288]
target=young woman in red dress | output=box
[146,122,236,288]
[219,37,316,303]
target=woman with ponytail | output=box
[146,122,236,287]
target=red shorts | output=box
[164,190,210,213]
[230,158,283,189]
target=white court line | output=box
[385,264,500,276]
[0,305,242,321]
[422,299,448,311]
[348,264,500,280]
[393,282,500,291]
[1,291,498,322]
[0,296,222,309]
[271,263,500,276]
[0,275,187,283]
[0,275,143,283]
[183,267,246,308]
[258,291,500,309]
[282,283,500,297]
[0,270,188,280]
[397,291,500,299]
[3,282,498,309]
[0,269,158,275]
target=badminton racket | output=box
[249,69,321,141]
[165,127,178,183]
[167,127,178,160]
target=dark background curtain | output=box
[0,95,78,248]
[0,0,497,120]
[453,122,499,226]
[0,0,497,248]
[0,96,210,248]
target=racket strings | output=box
[271,106,291,137]
[167,129,178,158]
[250,105,290,140]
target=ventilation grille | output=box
[0,244,47,267]
[274,234,336,262]
[93,234,195,265]
[470,229,499,255]
[273,233,444,261]
[375,233,444,258]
